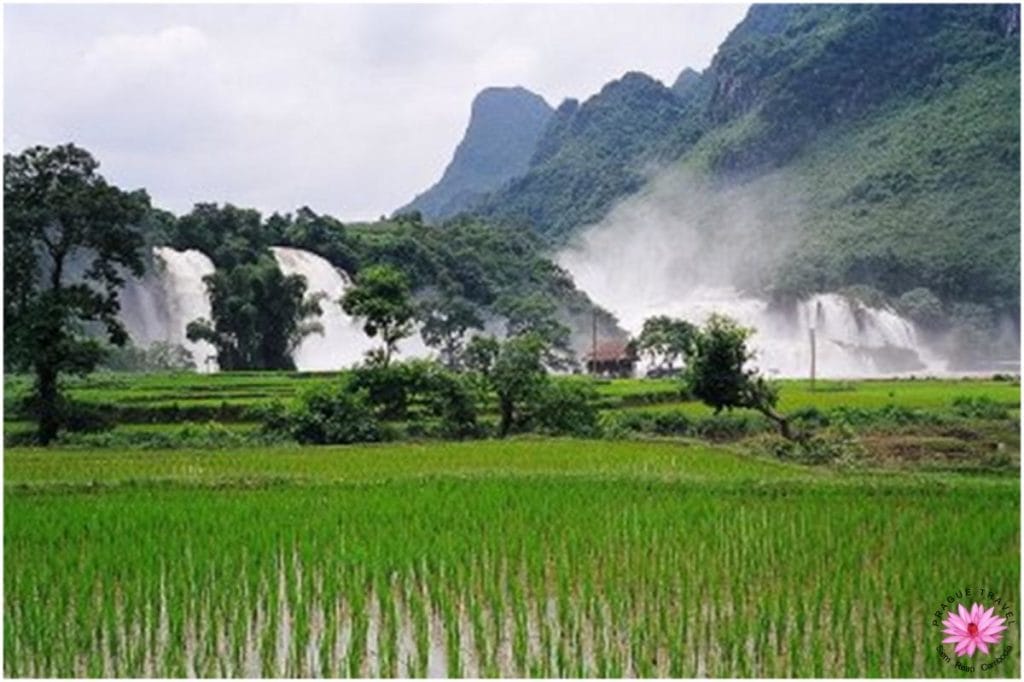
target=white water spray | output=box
[120,247,218,371]
[269,246,380,371]
[557,168,944,377]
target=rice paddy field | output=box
[3,376,1021,678]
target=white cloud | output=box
[4,3,750,220]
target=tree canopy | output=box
[341,264,416,366]
[4,144,150,443]
[186,257,323,370]
[684,314,795,439]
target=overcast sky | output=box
[4,3,750,221]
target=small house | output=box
[585,340,637,378]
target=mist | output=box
[557,167,945,378]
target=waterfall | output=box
[558,259,942,378]
[119,247,218,371]
[271,246,429,371]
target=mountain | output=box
[396,86,552,222]
[400,4,1019,326]
[670,67,704,103]
[474,72,699,238]
[683,3,1020,314]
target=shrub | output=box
[756,425,865,467]
[285,386,382,445]
[951,395,1010,420]
[349,361,426,420]
[421,367,481,439]
[528,382,600,437]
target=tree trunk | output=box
[498,398,514,438]
[36,363,61,445]
[757,405,797,441]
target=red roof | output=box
[585,340,634,362]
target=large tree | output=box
[4,144,150,443]
[341,264,416,367]
[684,314,796,440]
[636,315,697,372]
[418,293,484,370]
[468,333,548,437]
[186,257,323,370]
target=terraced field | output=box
[4,374,1020,677]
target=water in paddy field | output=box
[269,246,378,370]
[120,247,219,371]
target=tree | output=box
[171,203,278,269]
[341,264,416,366]
[497,293,575,368]
[418,293,484,370]
[636,315,697,371]
[4,144,150,443]
[463,334,501,377]
[484,334,549,437]
[186,257,323,370]
[684,314,796,440]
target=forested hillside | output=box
[405,3,1020,318]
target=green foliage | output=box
[463,335,501,377]
[479,73,702,240]
[684,314,759,413]
[186,256,323,370]
[635,315,697,371]
[496,292,574,367]
[341,264,416,366]
[171,203,281,270]
[280,206,359,274]
[684,314,797,439]
[4,144,151,443]
[417,293,484,370]
[98,341,197,372]
[527,382,600,437]
[261,360,482,442]
[276,385,382,445]
[488,334,549,437]
[951,395,1010,420]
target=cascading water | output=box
[559,253,941,378]
[119,247,218,371]
[268,246,379,371]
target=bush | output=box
[422,367,482,439]
[951,395,1010,420]
[756,425,865,467]
[528,382,600,437]
[349,361,426,420]
[284,386,382,445]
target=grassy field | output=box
[4,376,1020,677]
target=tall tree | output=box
[4,144,150,443]
[341,264,416,366]
[186,257,323,370]
[418,293,484,370]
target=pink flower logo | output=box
[942,602,1008,657]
